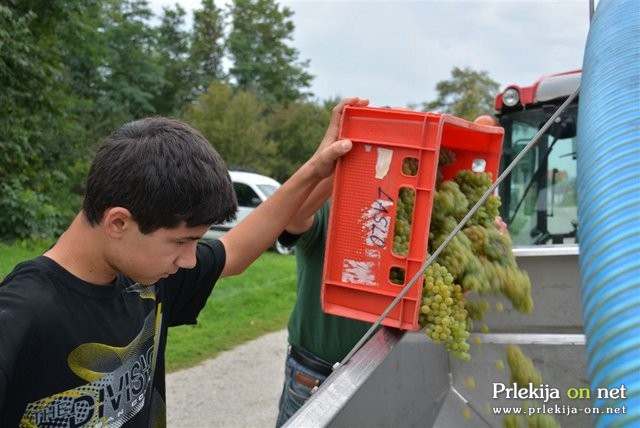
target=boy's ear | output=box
[103,207,135,238]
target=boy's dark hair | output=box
[83,117,237,233]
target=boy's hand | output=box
[308,97,369,179]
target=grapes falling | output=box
[392,148,533,360]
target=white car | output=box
[202,170,294,255]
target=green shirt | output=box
[286,202,372,365]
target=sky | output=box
[147,0,593,108]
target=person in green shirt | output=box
[275,175,372,427]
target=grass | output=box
[165,251,296,372]
[0,239,54,279]
[0,240,297,373]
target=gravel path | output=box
[166,329,288,428]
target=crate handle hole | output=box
[472,158,487,172]
[389,267,405,285]
[392,186,415,257]
[401,157,419,176]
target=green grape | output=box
[499,265,534,313]
[392,187,415,256]
[420,262,470,361]
[503,358,562,428]
[462,406,471,421]
[465,299,491,322]
[463,224,489,255]
[436,148,457,187]
[466,377,476,389]
[485,227,513,264]
[438,147,457,168]
[402,157,419,175]
[452,170,501,227]
[506,345,542,387]
[484,402,492,415]
[389,267,405,285]
[503,414,521,428]
[525,412,562,428]
[434,180,469,219]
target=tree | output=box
[183,81,274,172]
[153,4,193,116]
[423,67,500,121]
[189,0,226,94]
[264,101,331,182]
[0,1,102,239]
[99,0,164,122]
[227,0,313,105]
[0,0,170,240]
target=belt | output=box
[289,346,333,377]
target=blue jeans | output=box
[275,348,330,427]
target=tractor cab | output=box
[494,70,581,245]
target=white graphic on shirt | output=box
[21,285,162,427]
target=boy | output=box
[0,97,368,427]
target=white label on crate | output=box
[375,148,393,179]
[342,259,377,286]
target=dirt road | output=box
[166,329,288,427]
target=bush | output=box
[0,178,65,241]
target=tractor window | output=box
[499,105,578,245]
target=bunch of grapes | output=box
[506,344,542,386]
[420,262,470,361]
[429,169,533,311]
[465,299,491,322]
[503,345,561,428]
[393,158,420,257]
[393,187,415,256]
[436,147,457,187]
[390,148,534,361]
[453,169,501,228]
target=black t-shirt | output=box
[0,240,225,427]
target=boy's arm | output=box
[283,176,333,236]
[219,97,369,277]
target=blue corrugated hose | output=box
[577,0,640,426]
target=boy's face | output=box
[110,221,211,285]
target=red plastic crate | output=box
[322,106,504,330]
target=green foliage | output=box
[0,1,94,240]
[227,0,313,105]
[153,4,194,116]
[100,0,165,119]
[183,81,275,172]
[264,101,331,182]
[0,179,64,240]
[423,66,500,120]
[189,0,226,93]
